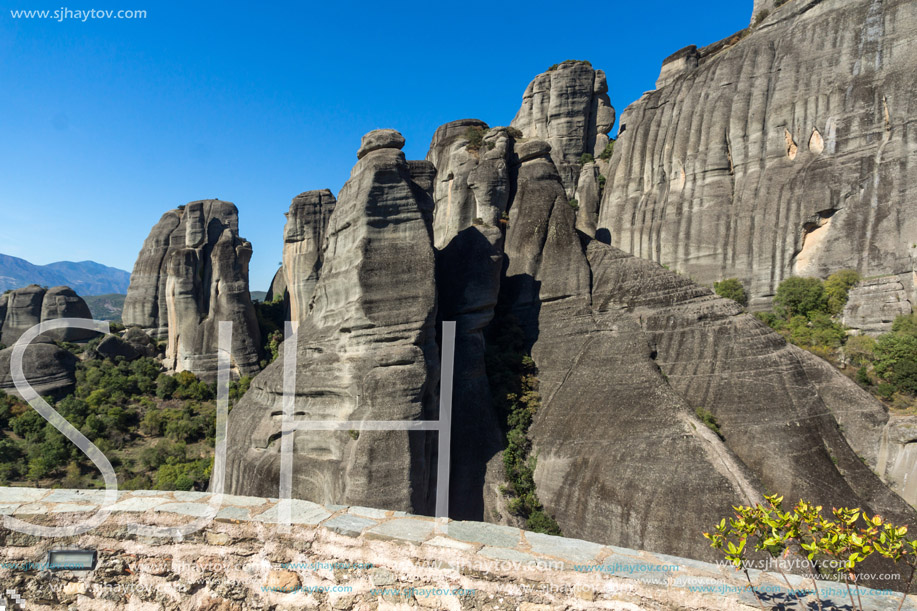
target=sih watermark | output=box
[9,8,147,21]
[4,318,456,539]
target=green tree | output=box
[713,278,748,307]
[825,269,860,315]
[774,276,827,318]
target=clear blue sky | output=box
[0,0,750,291]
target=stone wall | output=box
[0,486,914,610]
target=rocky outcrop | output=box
[844,275,914,335]
[0,285,95,346]
[598,0,917,311]
[265,266,286,304]
[426,119,512,521]
[0,336,77,399]
[122,200,262,379]
[282,189,336,322]
[225,130,440,513]
[489,135,916,560]
[511,61,615,197]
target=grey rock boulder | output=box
[225,130,440,513]
[511,61,615,196]
[123,200,262,380]
[0,335,77,399]
[91,334,141,361]
[843,275,913,335]
[282,189,336,322]
[0,285,96,346]
[356,129,405,159]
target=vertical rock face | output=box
[282,189,336,322]
[511,61,615,196]
[225,130,440,512]
[843,275,914,335]
[0,285,95,345]
[427,120,512,521]
[123,200,262,379]
[598,0,917,311]
[493,139,915,559]
[265,266,286,304]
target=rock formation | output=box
[511,60,615,197]
[426,119,512,521]
[844,275,914,335]
[0,285,95,346]
[122,200,262,379]
[0,336,77,399]
[282,189,336,322]
[225,130,440,512]
[597,0,917,314]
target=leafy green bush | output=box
[579,153,594,165]
[713,278,747,307]
[774,276,827,318]
[825,269,860,315]
[464,125,486,152]
[486,314,562,535]
[568,199,579,211]
[695,408,723,439]
[845,334,877,366]
[874,331,917,394]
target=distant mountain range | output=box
[0,253,131,295]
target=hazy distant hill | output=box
[82,293,126,321]
[0,253,130,295]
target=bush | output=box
[844,334,877,366]
[506,126,523,139]
[568,199,579,211]
[824,269,860,315]
[464,126,486,152]
[156,374,178,400]
[579,153,594,165]
[713,278,747,307]
[773,276,826,318]
[696,408,724,439]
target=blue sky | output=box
[0,1,750,291]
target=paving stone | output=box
[348,506,389,519]
[365,518,434,544]
[648,551,721,575]
[218,494,269,507]
[173,491,211,502]
[478,547,539,564]
[423,536,475,552]
[0,488,48,503]
[14,503,47,514]
[253,499,331,526]
[323,514,376,537]
[525,532,604,563]
[130,490,169,497]
[0,503,20,515]
[443,521,521,548]
[215,506,251,521]
[153,502,214,518]
[108,496,171,512]
[49,503,97,513]
[43,489,115,503]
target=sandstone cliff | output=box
[511,60,615,198]
[122,200,261,379]
[282,189,336,322]
[225,130,440,512]
[0,284,95,346]
[597,0,917,311]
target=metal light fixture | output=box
[45,549,97,571]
